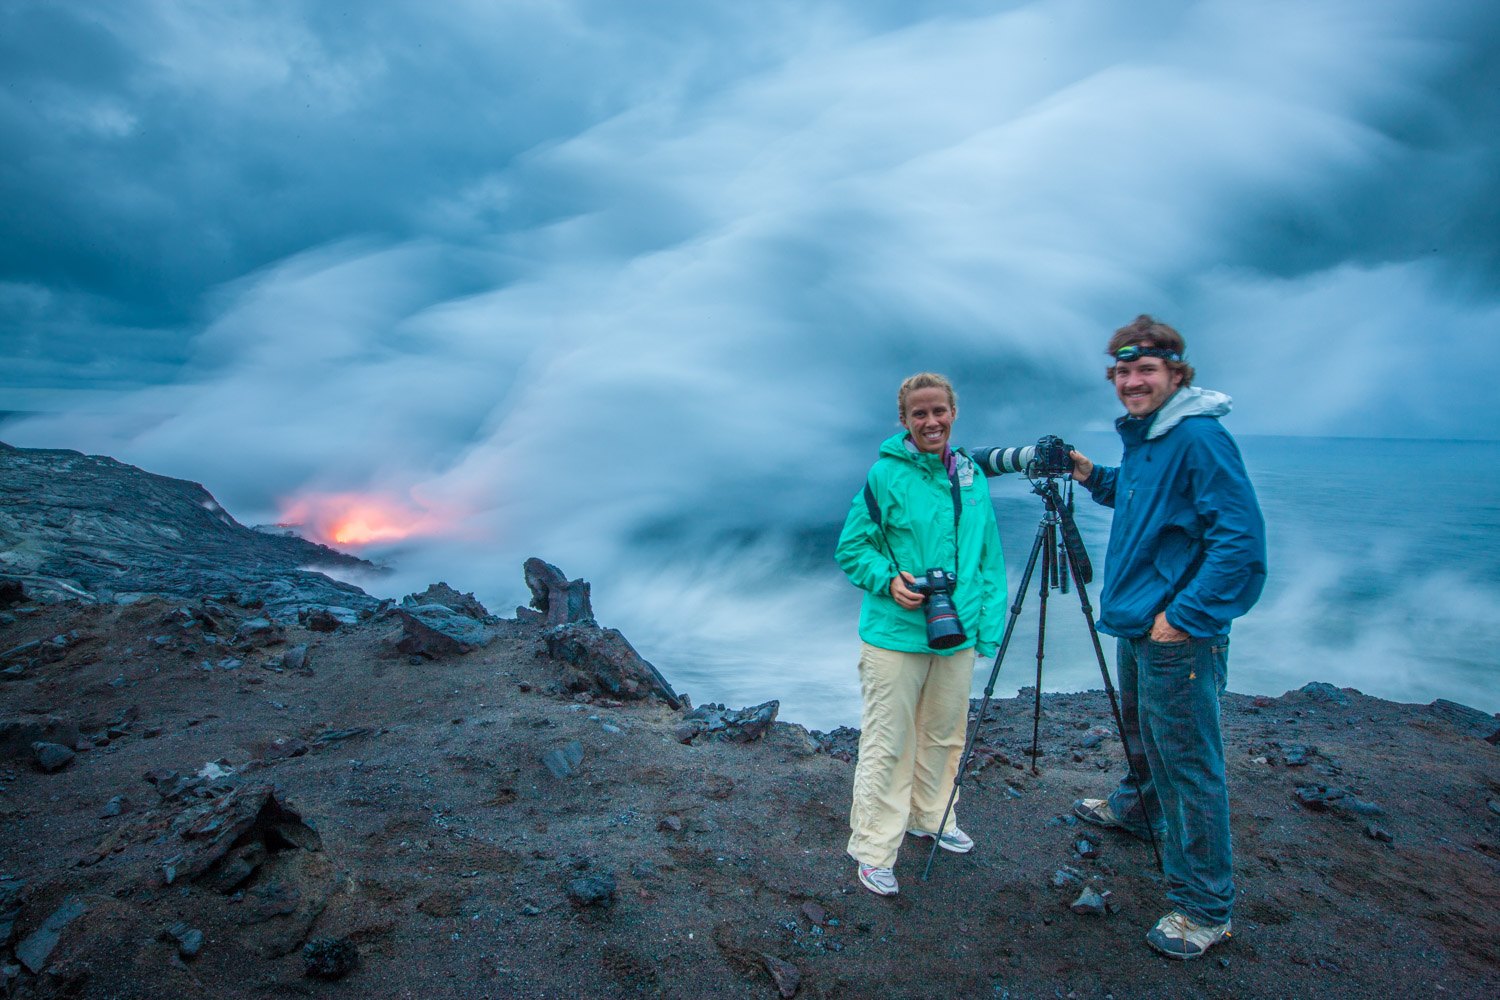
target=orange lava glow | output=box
[278,492,449,548]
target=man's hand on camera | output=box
[1069,450,1093,483]
[1151,611,1189,643]
[889,571,924,610]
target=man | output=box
[1068,315,1267,960]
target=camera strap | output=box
[862,456,965,582]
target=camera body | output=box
[972,434,1074,478]
[907,568,966,650]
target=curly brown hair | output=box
[1105,315,1195,387]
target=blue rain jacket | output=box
[1082,387,1267,638]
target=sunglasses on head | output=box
[1112,345,1181,363]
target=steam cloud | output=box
[4,1,1498,725]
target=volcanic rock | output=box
[303,938,358,980]
[542,620,680,707]
[0,442,382,612]
[0,578,24,608]
[0,717,81,760]
[396,604,494,658]
[541,740,585,779]
[1069,887,1108,916]
[676,701,780,744]
[280,644,311,674]
[404,582,490,620]
[1299,682,1350,705]
[761,953,801,998]
[15,898,87,974]
[523,557,594,625]
[1429,698,1500,742]
[1077,726,1111,749]
[304,607,341,632]
[567,874,617,908]
[32,741,75,773]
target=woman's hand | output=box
[889,571,924,610]
[1069,450,1093,483]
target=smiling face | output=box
[1113,355,1183,418]
[901,386,956,454]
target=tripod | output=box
[921,475,1162,879]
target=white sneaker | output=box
[909,826,975,854]
[855,863,898,896]
[1146,910,1232,960]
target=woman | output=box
[834,373,1006,895]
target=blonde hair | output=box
[897,373,957,422]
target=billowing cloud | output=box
[3,0,1498,724]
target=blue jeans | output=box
[1106,634,1233,926]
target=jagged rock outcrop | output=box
[542,620,680,708]
[402,582,489,620]
[523,557,593,625]
[0,442,381,617]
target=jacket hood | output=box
[878,432,976,484]
[1144,386,1232,440]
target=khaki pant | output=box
[846,642,975,869]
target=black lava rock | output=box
[303,938,358,980]
[567,874,617,908]
[32,742,75,773]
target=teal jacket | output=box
[836,432,1007,657]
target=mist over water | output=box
[3,3,1499,727]
[320,434,1500,731]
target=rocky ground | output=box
[1,572,1498,1000]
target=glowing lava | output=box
[278,492,448,548]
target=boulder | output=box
[396,604,494,658]
[32,742,75,773]
[304,608,341,632]
[542,621,679,707]
[760,954,801,998]
[541,740,585,779]
[1069,887,1108,916]
[1299,682,1350,706]
[1429,699,1500,742]
[0,717,80,761]
[237,618,285,647]
[524,558,593,625]
[567,874,616,909]
[1077,726,1112,749]
[404,583,490,620]
[15,898,87,974]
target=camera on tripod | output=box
[906,568,966,650]
[971,434,1075,478]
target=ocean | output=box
[607,435,1500,731]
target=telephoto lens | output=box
[972,445,1035,476]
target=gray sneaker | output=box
[908,826,975,854]
[1072,798,1162,842]
[855,863,898,896]
[1146,910,1232,960]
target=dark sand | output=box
[2,596,1498,999]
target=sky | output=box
[3,0,1499,723]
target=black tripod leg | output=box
[921,514,1048,882]
[1030,522,1051,775]
[1065,548,1164,873]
